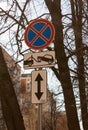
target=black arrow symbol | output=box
[35,73,43,100]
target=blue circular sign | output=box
[24,19,55,50]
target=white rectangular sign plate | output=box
[24,51,55,69]
[31,70,47,104]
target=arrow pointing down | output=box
[35,73,43,100]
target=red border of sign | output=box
[24,19,55,50]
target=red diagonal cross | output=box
[29,23,50,46]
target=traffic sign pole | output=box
[38,104,42,130]
[23,18,55,130]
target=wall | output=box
[0,47,21,130]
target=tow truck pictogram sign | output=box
[24,51,55,69]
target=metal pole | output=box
[38,104,42,130]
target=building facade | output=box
[0,47,21,130]
[21,74,31,93]
[2,48,21,95]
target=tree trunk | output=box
[0,46,25,130]
[44,0,80,130]
[70,0,88,130]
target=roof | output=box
[1,46,21,70]
[21,74,31,77]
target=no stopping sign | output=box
[24,19,55,50]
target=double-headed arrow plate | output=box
[31,70,47,103]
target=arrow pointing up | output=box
[35,73,43,100]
